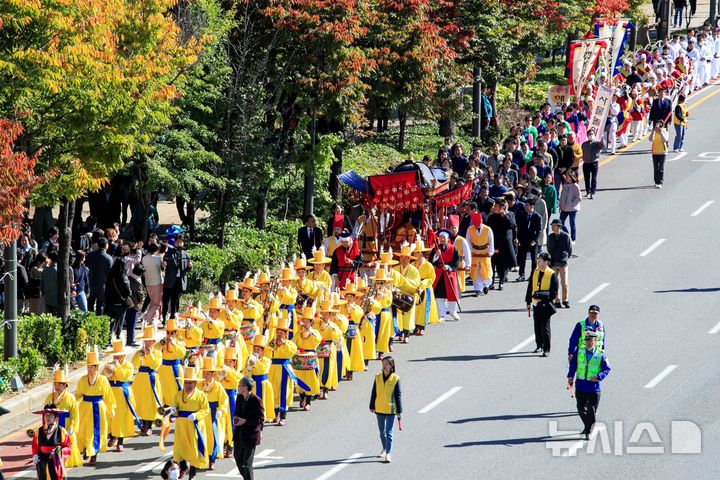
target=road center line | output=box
[134,451,173,473]
[708,320,720,334]
[508,335,535,353]
[644,365,678,389]
[418,386,462,414]
[313,453,364,480]
[639,238,666,257]
[578,283,610,304]
[667,151,687,162]
[691,201,714,217]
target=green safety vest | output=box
[577,348,603,381]
[578,320,604,351]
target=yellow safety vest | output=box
[530,268,554,304]
[374,373,399,414]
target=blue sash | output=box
[204,338,221,345]
[271,359,310,411]
[424,287,432,326]
[138,366,162,408]
[208,401,220,462]
[336,343,344,383]
[162,359,182,392]
[177,410,206,458]
[252,374,268,401]
[109,381,143,429]
[225,388,238,420]
[391,306,401,335]
[58,411,70,430]
[83,395,103,454]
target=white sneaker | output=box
[450,312,461,321]
[655,184,663,189]
[438,317,445,323]
[380,450,386,460]
[385,453,392,463]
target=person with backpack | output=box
[125,263,147,347]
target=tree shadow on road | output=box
[448,411,575,424]
[256,455,378,470]
[653,287,720,293]
[445,434,580,448]
[408,353,539,362]
[595,185,657,192]
[460,308,528,314]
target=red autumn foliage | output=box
[591,0,630,18]
[0,120,48,246]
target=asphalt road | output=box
[4,83,720,480]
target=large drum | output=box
[291,352,318,371]
[240,323,256,341]
[317,342,332,358]
[392,292,415,313]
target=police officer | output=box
[567,304,605,361]
[567,331,611,439]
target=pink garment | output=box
[145,284,163,323]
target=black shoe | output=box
[562,301,570,309]
[488,285,495,290]
[553,301,562,309]
[584,433,590,440]
[483,287,489,295]
[474,291,480,297]
[497,284,503,291]
[517,275,525,282]
[128,342,140,347]
[541,351,548,357]
[533,348,542,353]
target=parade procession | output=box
[4,0,720,478]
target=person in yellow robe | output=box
[43,366,83,467]
[276,267,299,339]
[202,297,227,357]
[172,367,210,479]
[307,249,332,298]
[238,276,263,346]
[157,318,186,407]
[315,299,342,399]
[376,251,404,351]
[356,277,377,364]
[293,255,317,305]
[329,292,349,388]
[220,290,248,370]
[340,281,366,379]
[245,335,275,422]
[178,308,204,349]
[219,345,242,457]
[467,213,495,295]
[413,239,439,334]
[393,244,421,343]
[106,340,141,451]
[132,325,163,436]
[294,306,322,410]
[370,268,394,358]
[268,316,299,426]
[256,270,280,337]
[75,350,115,465]
[449,214,472,293]
[199,357,228,470]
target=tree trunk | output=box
[56,199,75,330]
[471,65,482,137]
[438,117,456,138]
[398,109,407,151]
[176,197,190,225]
[188,194,196,242]
[489,81,499,130]
[303,109,317,217]
[514,82,520,103]
[328,145,343,202]
[255,190,268,230]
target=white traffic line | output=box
[313,453,364,480]
[418,386,462,414]
[508,335,535,353]
[10,470,35,478]
[644,365,678,389]
[708,320,720,334]
[639,238,666,257]
[691,200,714,217]
[134,451,173,473]
[667,151,687,162]
[578,283,610,304]
[559,424,608,457]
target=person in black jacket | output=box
[105,257,131,341]
[297,215,324,261]
[525,253,559,357]
[547,219,573,308]
[162,235,192,322]
[649,88,672,125]
[515,198,542,282]
[233,377,264,480]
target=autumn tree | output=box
[0,0,205,323]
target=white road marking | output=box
[508,335,535,353]
[667,151,687,162]
[708,320,720,334]
[10,470,35,478]
[255,448,283,460]
[418,386,462,414]
[644,365,678,389]
[134,451,173,473]
[690,152,720,162]
[639,238,666,257]
[578,283,610,304]
[313,453,364,480]
[560,440,585,457]
[691,200,714,216]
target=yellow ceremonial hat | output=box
[294,256,310,270]
[319,298,339,313]
[370,268,394,283]
[300,306,316,320]
[308,249,331,264]
[257,271,272,285]
[52,366,69,384]
[274,314,291,332]
[357,277,368,291]
[341,282,364,297]
[201,356,221,372]
[252,335,267,349]
[110,339,126,357]
[142,325,158,341]
[238,277,260,293]
[208,296,224,310]
[395,243,414,258]
[379,251,399,266]
[165,318,179,331]
[85,351,100,366]
[414,239,431,252]
[225,289,238,302]
[224,346,239,361]
[331,291,347,306]
[279,267,296,281]
[182,367,202,382]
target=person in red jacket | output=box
[31,404,72,480]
